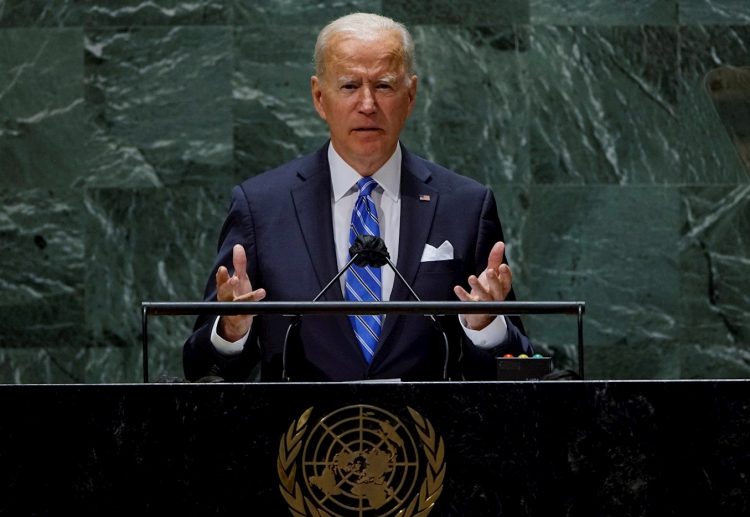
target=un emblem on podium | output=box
[277,405,446,516]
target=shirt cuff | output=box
[459,314,508,349]
[210,316,249,356]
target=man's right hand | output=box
[216,244,266,342]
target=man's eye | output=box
[377,83,393,90]
[341,84,357,90]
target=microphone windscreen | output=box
[349,235,390,267]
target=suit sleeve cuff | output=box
[459,315,508,349]
[210,317,249,355]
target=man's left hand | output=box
[454,241,512,331]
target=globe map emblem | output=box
[301,405,420,516]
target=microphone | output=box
[360,236,451,381]
[281,236,372,380]
[281,235,451,381]
[280,237,371,380]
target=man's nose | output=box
[358,86,377,114]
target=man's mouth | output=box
[352,127,382,132]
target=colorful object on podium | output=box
[496,353,553,380]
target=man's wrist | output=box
[218,316,252,342]
[464,314,495,331]
[460,315,508,349]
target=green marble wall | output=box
[1,0,749,383]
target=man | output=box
[183,12,533,382]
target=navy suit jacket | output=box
[183,144,532,382]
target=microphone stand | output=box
[382,255,451,381]
[281,255,359,381]
[281,235,452,382]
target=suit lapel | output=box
[290,151,343,302]
[378,150,438,348]
[290,147,362,361]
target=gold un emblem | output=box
[277,405,446,516]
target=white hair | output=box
[314,12,416,80]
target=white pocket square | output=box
[421,240,454,262]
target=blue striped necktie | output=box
[345,177,382,364]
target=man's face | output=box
[311,30,417,175]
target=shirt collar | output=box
[329,142,401,202]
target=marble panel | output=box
[82,0,230,26]
[528,26,681,185]
[678,186,750,350]
[0,28,86,189]
[585,342,682,380]
[0,0,232,27]
[680,0,750,25]
[0,189,86,351]
[82,186,230,381]
[678,343,750,379]
[233,0,381,25]
[81,27,233,188]
[0,346,143,383]
[401,26,529,185]
[530,0,677,26]
[485,185,577,366]
[383,0,528,25]
[517,186,681,379]
[0,1,83,27]
[488,185,529,274]
[232,25,329,180]
[679,25,750,181]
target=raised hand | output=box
[453,241,512,331]
[216,244,266,341]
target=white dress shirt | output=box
[329,142,400,301]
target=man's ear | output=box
[407,75,418,115]
[311,76,327,121]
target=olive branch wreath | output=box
[277,406,446,517]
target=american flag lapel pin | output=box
[419,194,431,202]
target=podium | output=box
[2,380,749,516]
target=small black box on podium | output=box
[496,355,553,380]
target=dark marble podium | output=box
[1,381,749,516]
